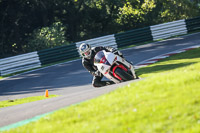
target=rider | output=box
[79,43,123,87]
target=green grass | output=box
[137,48,200,77]
[2,48,200,133]
[0,95,58,108]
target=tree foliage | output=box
[0,0,199,58]
[25,22,68,52]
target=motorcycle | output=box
[94,50,138,84]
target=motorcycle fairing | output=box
[94,50,137,83]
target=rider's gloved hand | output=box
[111,48,117,54]
[91,70,101,76]
[94,70,101,77]
[112,49,123,58]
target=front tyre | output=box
[115,68,134,81]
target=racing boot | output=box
[105,81,115,86]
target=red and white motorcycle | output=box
[94,50,138,84]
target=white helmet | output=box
[79,43,92,59]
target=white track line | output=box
[134,44,200,69]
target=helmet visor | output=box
[84,51,90,56]
[81,50,91,57]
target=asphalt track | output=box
[0,32,200,128]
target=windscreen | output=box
[94,51,104,63]
[94,51,110,66]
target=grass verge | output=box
[0,95,58,108]
[2,48,200,133]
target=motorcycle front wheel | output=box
[114,68,134,81]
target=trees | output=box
[116,0,200,30]
[116,0,156,30]
[0,0,55,57]
[25,22,68,52]
[0,0,199,58]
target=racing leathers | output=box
[82,46,122,87]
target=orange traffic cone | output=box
[45,89,49,97]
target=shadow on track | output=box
[0,60,92,96]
